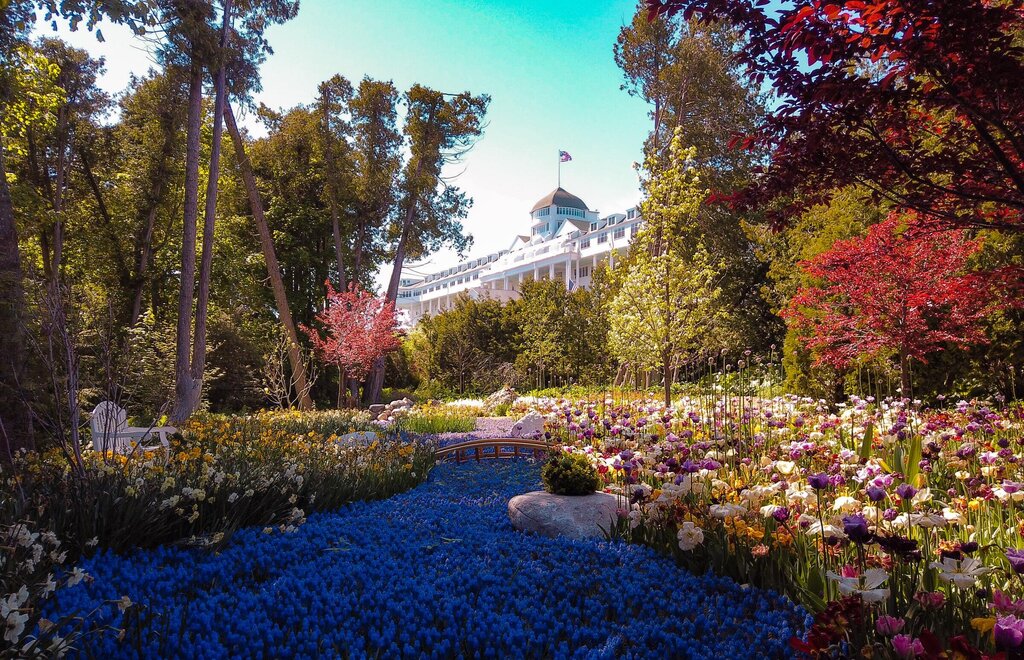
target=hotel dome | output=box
[530,187,589,213]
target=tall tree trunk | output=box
[170,64,204,424]
[320,85,347,285]
[364,203,415,405]
[353,218,366,283]
[49,107,69,287]
[0,145,31,457]
[365,153,426,406]
[130,113,179,326]
[130,205,160,326]
[174,0,232,423]
[224,101,313,410]
[78,148,133,294]
[663,352,672,408]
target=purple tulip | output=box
[1007,549,1024,574]
[895,483,917,500]
[865,485,886,502]
[807,473,830,490]
[843,514,872,544]
[995,615,1024,649]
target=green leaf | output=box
[858,421,874,461]
[904,433,922,484]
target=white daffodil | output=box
[117,595,133,612]
[3,610,28,644]
[929,557,993,588]
[677,522,704,551]
[826,567,890,603]
[66,567,88,587]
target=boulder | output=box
[338,431,377,446]
[483,386,518,412]
[368,404,386,415]
[508,491,620,539]
[510,411,544,438]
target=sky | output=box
[49,0,653,282]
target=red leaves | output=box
[783,210,1010,370]
[645,0,1024,232]
[302,282,402,382]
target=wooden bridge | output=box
[435,437,552,463]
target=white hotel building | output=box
[396,187,643,325]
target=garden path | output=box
[49,454,807,658]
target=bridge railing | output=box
[435,438,552,464]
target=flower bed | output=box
[2,412,433,655]
[43,461,806,657]
[529,394,1024,657]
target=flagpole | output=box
[557,152,561,188]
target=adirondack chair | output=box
[89,402,176,454]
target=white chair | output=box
[89,402,176,454]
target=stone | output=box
[338,431,377,446]
[508,491,620,540]
[510,411,544,438]
[368,404,386,415]
[377,413,390,422]
[483,386,518,413]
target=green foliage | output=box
[397,406,477,435]
[609,132,724,404]
[410,294,521,394]
[541,452,601,496]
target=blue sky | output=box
[50,0,652,279]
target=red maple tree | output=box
[783,211,1009,394]
[303,282,402,406]
[645,0,1024,232]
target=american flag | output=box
[559,150,572,162]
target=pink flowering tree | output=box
[303,282,402,407]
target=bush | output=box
[540,452,600,495]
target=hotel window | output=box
[581,238,591,249]
[536,207,550,217]
[627,209,635,219]
[598,233,608,244]
[613,227,625,239]
[579,266,590,278]
[631,225,638,237]
[590,222,598,231]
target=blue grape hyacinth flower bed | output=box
[47,460,808,658]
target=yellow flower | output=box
[971,617,996,637]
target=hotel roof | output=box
[530,187,589,213]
